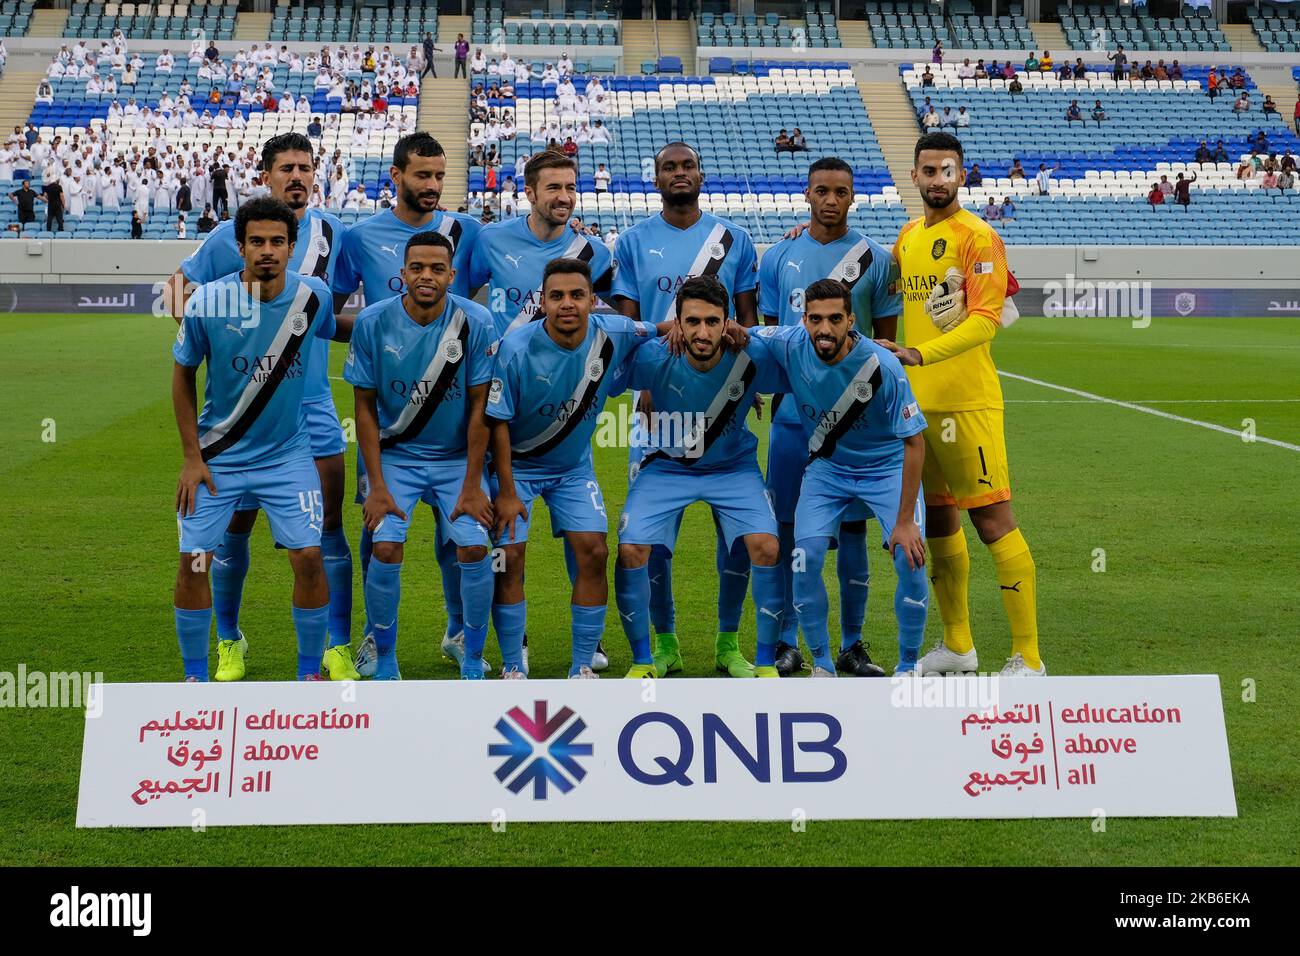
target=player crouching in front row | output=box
[755,279,930,676]
[345,232,498,680]
[172,198,354,681]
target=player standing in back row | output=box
[610,142,761,678]
[331,132,486,677]
[876,132,1044,676]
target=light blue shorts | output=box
[619,460,776,554]
[179,457,323,553]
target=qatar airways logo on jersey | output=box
[231,352,303,384]
[540,398,599,425]
[800,404,872,432]
[897,273,939,304]
[655,274,702,294]
[390,377,463,404]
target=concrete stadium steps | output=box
[439,14,470,44]
[421,76,469,211]
[656,19,695,67]
[857,77,924,219]
[837,19,874,48]
[622,21,659,73]
[235,12,272,43]
[1221,24,1263,53]
[0,73,41,141]
[1250,69,1297,119]
[1031,21,1067,55]
[28,7,67,37]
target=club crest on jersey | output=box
[841,262,860,281]
[289,311,309,335]
[442,338,463,362]
[314,235,330,257]
[586,358,604,381]
[727,381,745,400]
[931,239,947,260]
[854,381,874,401]
[488,378,504,405]
[708,242,726,258]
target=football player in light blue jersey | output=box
[609,142,761,678]
[171,198,353,682]
[754,278,928,677]
[332,132,485,678]
[757,156,901,678]
[166,135,357,682]
[467,149,615,673]
[487,257,669,678]
[614,276,787,677]
[344,232,497,680]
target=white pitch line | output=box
[1007,398,1300,405]
[999,371,1300,453]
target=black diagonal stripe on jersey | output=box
[513,332,616,460]
[699,228,734,278]
[201,288,321,462]
[807,352,884,464]
[502,235,596,338]
[438,217,464,251]
[639,355,757,468]
[303,217,334,280]
[838,244,874,290]
[380,315,470,450]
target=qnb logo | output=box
[618,713,847,786]
[49,886,152,936]
[490,701,592,799]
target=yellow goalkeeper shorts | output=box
[920,408,1012,510]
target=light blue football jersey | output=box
[343,292,495,464]
[610,211,758,325]
[334,208,481,306]
[180,207,345,406]
[487,313,660,477]
[757,228,900,425]
[622,338,788,473]
[172,272,336,471]
[467,215,614,340]
[751,325,926,474]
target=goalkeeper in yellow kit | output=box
[876,132,1044,676]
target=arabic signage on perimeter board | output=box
[76,675,1236,827]
[3,283,1300,317]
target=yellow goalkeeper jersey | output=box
[893,208,1008,412]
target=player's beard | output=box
[686,338,720,363]
[399,180,440,213]
[660,181,701,209]
[279,182,310,210]
[921,183,958,210]
[812,330,847,361]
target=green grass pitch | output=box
[1,311,1296,866]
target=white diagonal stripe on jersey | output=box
[683,352,753,457]
[501,234,591,339]
[807,351,881,458]
[828,239,871,287]
[199,280,316,453]
[657,222,730,325]
[511,327,609,455]
[379,308,467,441]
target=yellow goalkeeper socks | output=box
[928,529,974,654]
[988,528,1040,669]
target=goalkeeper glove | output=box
[927,267,967,332]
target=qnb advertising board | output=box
[76,675,1236,827]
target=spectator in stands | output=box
[982,197,1001,222]
[1039,51,1054,73]
[1155,60,1168,82]
[1158,175,1174,198]
[176,214,187,239]
[958,58,975,79]
[197,205,215,234]
[791,128,808,151]
[1000,197,1016,219]
[1035,162,1061,196]
[1206,69,1219,100]
[922,106,940,129]
[1008,74,1023,96]
[1072,58,1086,79]
[974,59,988,80]
[1140,60,1154,81]
[1260,167,1278,190]
[1278,168,1295,192]
[130,211,143,239]
[471,48,487,73]
[916,96,933,120]
[1211,141,1229,164]
[1195,141,1212,164]
[210,163,230,216]
[1108,45,1127,82]
[955,107,970,128]
[1169,60,1183,80]
[967,163,983,187]
[1057,62,1072,81]
[562,137,578,159]
[1008,158,1026,181]
[205,41,220,63]
[932,42,944,66]
[1148,182,1164,206]
[122,64,138,89]
[940,107,957,128]
[921,66,934,88]
[773,129,793,153]
[421,33,440,79]
[42,177,65,233]
[1282,150,1296,174]
[1173,170,1197,210]
[1230,68,1246,91]
[1024,51,1039,73]
[177,176,191,213]
[1003,61,1018,80]
[455,34,469,79]
[35,81,54,105]
[8,181,37,232]
[1234,91,1250,114]
[1263,95,1278,117]
[595,163,611,193]
[1065,100,1082,125]
[1091,100,1106,125]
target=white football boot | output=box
[918,642,979,675]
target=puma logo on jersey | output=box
[786,260,803,272]
[380,245,397,256]
[535,373,552,384]
[647,247,665,258]
[224,323,244,337]
[667,382,686,397]
[384,344,404,359]
[505,254,521,268]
